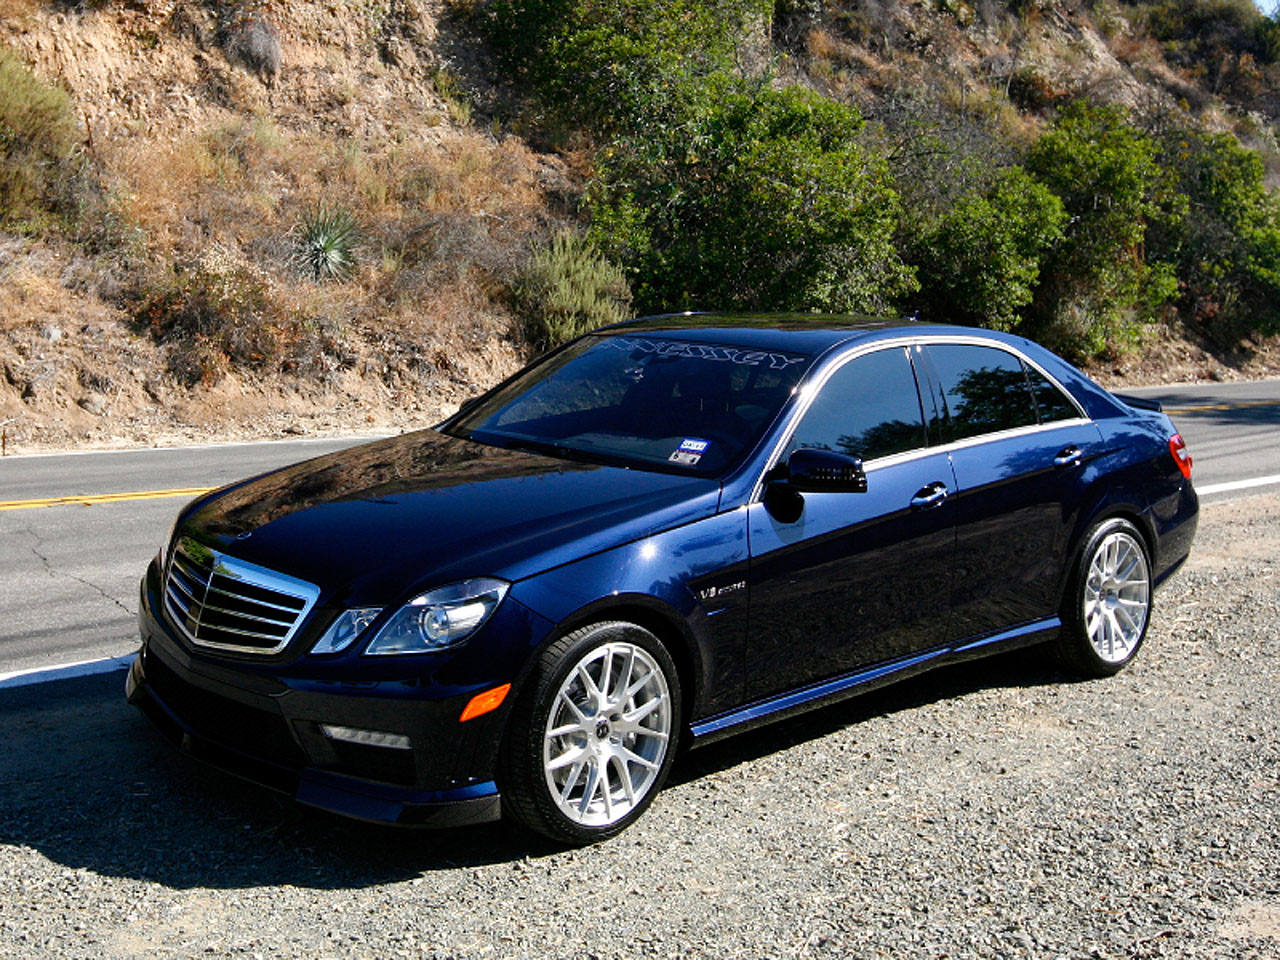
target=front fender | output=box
[508,508,750,721]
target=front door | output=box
[745,346,957,700]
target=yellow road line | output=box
[1165,399,1280,415]
[0,487,214,512]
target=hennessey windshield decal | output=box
[608,337,807,371]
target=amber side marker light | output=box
[459,683,512,723]
[1169,433,1193,479]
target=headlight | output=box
[364,578,509,655]
[311,607,382,655]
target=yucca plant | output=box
[293,203,359,281]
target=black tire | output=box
[1054,517,1153,677]
[498,621,682,845]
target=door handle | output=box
[910,482,949,510]
[1053,446,1083,469]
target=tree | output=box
[1025,101,1181,356]
[914,167,1066,332]
[484,0,769,136]
[1149,125,1280,340]
[589,76,916,314]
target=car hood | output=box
[178,429,721,605]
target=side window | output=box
[928,344,1038,441]
[789,347,927,462]
[1024,363,1081,423]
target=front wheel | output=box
[499,621,681,844]
[1055,518,1152,677]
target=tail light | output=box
[1169,433,1193,479]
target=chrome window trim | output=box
[751,335,1093,503]
[164,542,321,655]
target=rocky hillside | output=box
[784,0,1280,140]
[2,0,1278,453]
[0,0,572,450]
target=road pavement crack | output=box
[20,526,133,617]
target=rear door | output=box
[920,342,1105,642]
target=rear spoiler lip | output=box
[1113,392,1164,413]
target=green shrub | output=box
[590,76,916,314]
[1146,0,1266,57]
[484,0,769,135]
[1149,125,1280,341]
[1143,0,1274,99]
[0,46,87,233]
[915,167,1067,332]
[293,204,359,281]
[513,230,631,349]
[431,66,473,127]
[1025,101,1181,356]
[1260,13,1280,62]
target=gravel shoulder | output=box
[0,494,1277,960]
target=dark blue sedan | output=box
[128,315,1198,843]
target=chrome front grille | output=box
[164,537,320,654]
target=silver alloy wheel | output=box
[1083,530,1150,663]
[542,641,673,827]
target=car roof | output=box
[592,313,1127,421]
[597,312,978,354]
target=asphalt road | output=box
[0,377,1276,678]
[1125,379,1280,493]
[0,436,378,678]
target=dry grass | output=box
[0,238,82,333]
[97,103,557,390]
[0,0,41,19]
[108,115,547,261]
[806,27,843,65]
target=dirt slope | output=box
[0,0,559,452]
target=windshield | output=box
[444,333,812,476]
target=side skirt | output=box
[688,617,1059,745]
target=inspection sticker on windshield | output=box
[669,438,709,466]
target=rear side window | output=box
[1024,364,1080,423]
[928,344,1038,441]
[789,347,927,462]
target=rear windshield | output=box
[444,334,811,476]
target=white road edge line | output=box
[0,654,134,690]
[1198,474,1280,496]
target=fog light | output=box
[320,724,411,751]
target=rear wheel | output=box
[499,621,680,844]
[1055,518,1152,677]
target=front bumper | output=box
[128,558,548,827]
[126,655,502,827]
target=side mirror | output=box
[779,448,868,493]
